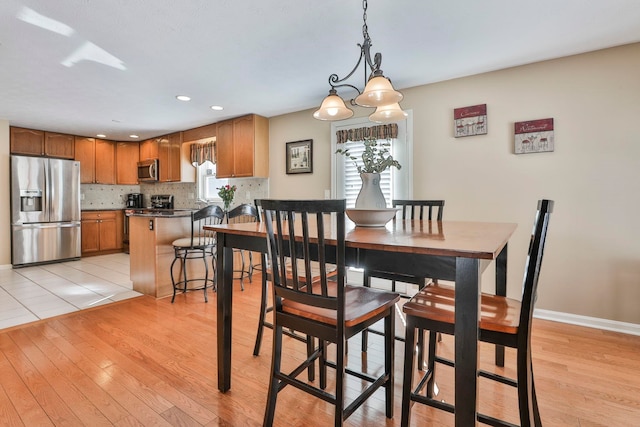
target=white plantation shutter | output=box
[341,140,393,208]
[332,113,413,207]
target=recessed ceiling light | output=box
[96,134,106,138]
[210,105,223,111]
[176,95,191,101]
[129,134,139,139]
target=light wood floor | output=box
[1,278,639,426]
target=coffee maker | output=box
[126,193,144,208]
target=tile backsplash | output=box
[81,178,269,210]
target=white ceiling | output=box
[1,0,640,141]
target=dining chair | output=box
[361,199,445,363]
[400,199,553,427]
[252,199,337,363]
[169,205,225,303]
[226,203,260,290]
[260,199,400,427]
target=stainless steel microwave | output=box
[137,159,158,182]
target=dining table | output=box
[207,216,517,427]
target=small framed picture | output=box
[514,118,554,154]
[454,104,487,137]
[286,139,313,174]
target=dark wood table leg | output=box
[495,244,507,367]
[455,257,481,427]
[216,237,234,392]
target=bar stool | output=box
[226,203,260,290]
[170,205,225,303]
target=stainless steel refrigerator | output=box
[11,155,81,266]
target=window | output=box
[331,112,413,206]
[195,160,227,202]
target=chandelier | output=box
[313,0,407,124]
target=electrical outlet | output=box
[80,193,85,201]
[246,191,251,200]
[324,189,331,199]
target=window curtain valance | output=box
[190,140,216,165]
[336,123,398,144]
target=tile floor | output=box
[0,253,141,330]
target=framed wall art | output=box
[454,103,487,137]
[286,139,313,174]
[514,118,554,154]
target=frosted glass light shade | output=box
[313,92,354,121]
[354,76,403,107]
[369,103,408,123]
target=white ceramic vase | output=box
[355,173,387,209]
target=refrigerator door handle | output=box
[15,222,80,229]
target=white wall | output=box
[268,43,640,325]
[0,120,11,267]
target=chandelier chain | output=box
[362,0,369,40]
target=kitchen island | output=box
[128,209,200,298]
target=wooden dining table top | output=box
[207,217,517,260]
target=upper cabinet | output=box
[139,138,158,161]
[11,127,45,156]
[75,137,116,184]
[182,123,217,142]
[159,132,181,182]
[10,127,75,159]
[45,132,75,159]
[74,137,96,183]
[116,142,140,185]
[215,114,269,178]
[139,132,181,182]
[95,139,116,184]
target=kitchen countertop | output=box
[81,208,127,212]
[126,208,195,218]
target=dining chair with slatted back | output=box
[361,199,445,357]
[261,199,400,427]
[170,205,225,303]
[252,199,338,359]
[401,199,553,427]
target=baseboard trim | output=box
[0,264,12,270]
[534,309,640,336]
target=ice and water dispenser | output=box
[19,189,43,213]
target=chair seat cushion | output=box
[172,236,214,248]
[283,283,400,328]
[403,283,521,334]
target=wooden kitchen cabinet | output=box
[95,139,116,184]
[10,127,45,156]
[215,114,269,178]
[11,127,74,159]
[75,137,96,183]
[45,132,75,159]
[75,137,116,184]
[139,138,159,160]
[139,132,181,181]
[159,132,181,182]
[129,215,192,298]
[81,210,123,256]
[116,141,140,184]
[182,123,216,142]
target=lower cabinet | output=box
[129,215,192,298]
[81,210,123,256]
